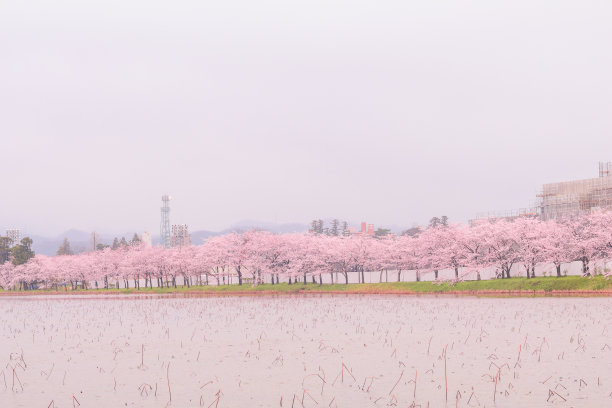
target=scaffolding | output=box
[599,161,612,178]
[472,207,539,224]
[539,162,612,220]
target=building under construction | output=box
[539,162,612,220]
[472,162,612,223]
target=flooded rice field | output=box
[1,295,611,407]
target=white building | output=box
[171,224,191,248]
[6,229,20,246]
[142,231,152,247]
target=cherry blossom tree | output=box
[514,217,545,279]
[1,212,611,290]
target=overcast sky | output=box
[1,0,611,236]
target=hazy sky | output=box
[1,0,611,236]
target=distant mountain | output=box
[188,230,221,245]
[152,221,310,245]
[30,229,140,256]
[30,229,92,256]
[29,235,62,257]
[188,222,309,244]
[25,220,349,256]
[226,220,309,234]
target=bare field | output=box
[1,295,611,407]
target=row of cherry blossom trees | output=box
[1,212,611,290]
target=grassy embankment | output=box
[2,276,611,295]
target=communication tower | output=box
[160,195,171,248]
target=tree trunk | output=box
[582,258,590,276]
[556,264,561,277]
[344,272,348,284]
[318,274,322,285]
[416,271,420,282]
[434,270,438,280]
[397,270,402,282]
[454,267,459,279]
[237,266,243,285]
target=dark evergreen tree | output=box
[11,237,35,265]
[57,238,74,255]
[309,220,318,234]
[131,233,141,245]
[401,227,421,237]
[374,228,391,237]
[0,236,12,264]
[330,219,340,236]
[316,219,324,234]
[341,221,350,236]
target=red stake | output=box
[167,362,172,402]
[389,370,404,395]
[444,344,448,402]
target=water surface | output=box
[1,295,610,407]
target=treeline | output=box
[0,211,610,291]
[56,233,142,255]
